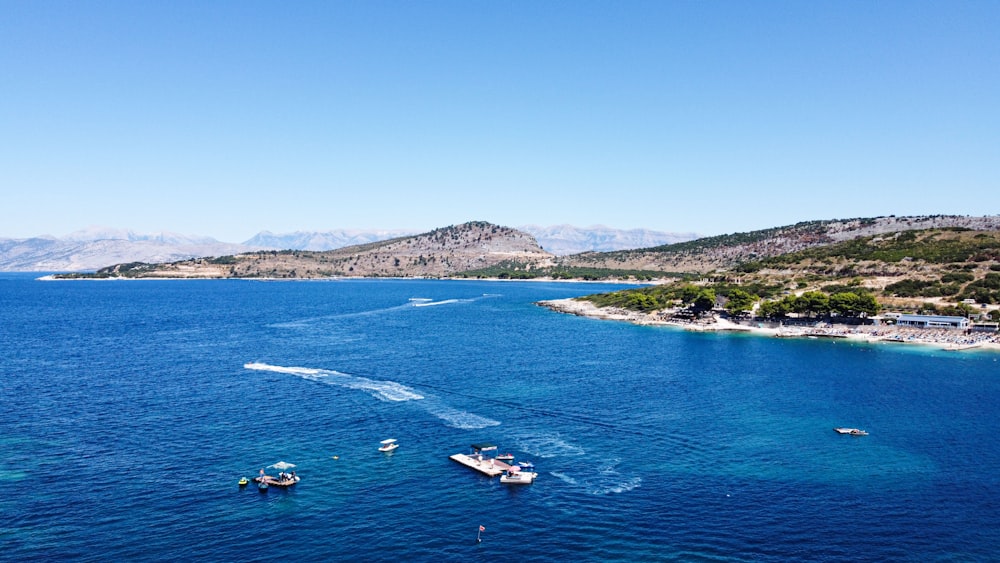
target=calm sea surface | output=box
[2,274,999,562]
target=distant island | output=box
[0,223,696,272]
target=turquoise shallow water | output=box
[1,275,999,561]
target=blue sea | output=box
[2,274,999,562]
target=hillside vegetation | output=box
[578,226,1000,320]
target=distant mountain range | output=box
[0,224,697,271]
[50,214,1000,283]
[521,224,698,255]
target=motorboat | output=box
[500,466,537,485]
[254,468,300,488]
[834,427,869,436]
[496,453,515,461]
[517,461,535,470]
[379,438,399,452]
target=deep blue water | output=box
[2,274,999,561]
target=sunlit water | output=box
[2,275,998,561]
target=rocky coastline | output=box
[538,298,1000,353]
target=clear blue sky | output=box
[2,1,998,242]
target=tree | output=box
[725,289,757,316]
[830,292,860,316]
[626,293,661,312]
[677,284,701,305]
[693,289,716,311]
[856,293,881,317]
[798,291,830,317]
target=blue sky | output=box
[2,1,998,242]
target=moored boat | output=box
[496,453,514,461]
[254,471,300,488]
[500,466,537,485]
[834,427,869,436]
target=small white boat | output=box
[496,453,514,461]
[500,466,537,485]
[378,438,399,452]
[834,427,868,436]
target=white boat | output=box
[500,466,537,485]
[378,438,399,452]
[834,427,868,436]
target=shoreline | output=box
[538,298,1000,354]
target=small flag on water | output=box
[479,525,486,532]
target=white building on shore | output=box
[896,314,970,329]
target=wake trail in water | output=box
[414,380,642,435]
[268,303,416,328]
[244,362,499,429]
[270,294,493,328]
[244,362,423,401]
[514,433,641,495]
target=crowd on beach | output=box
[539,299,1000,352]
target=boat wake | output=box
[269,295,493,328]
[515,434,640,495]
[268,303,416,328]
[422,403,500,430]
[244,362,500,429]
[411,298,460,307]
[244,362,424,402]
[513,433,587,458]
[550,459,642,495]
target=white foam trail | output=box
[513,433,587,458]
[268,302,417,328]
[573,458,642,495]
[412,299,460,307]
[424,403,501,430]
[550,471,578,485]
[244,362,499,428]
[244,362,424,401]
[514,437,640,495]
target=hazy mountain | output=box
[0,234,256,272]
[1,223,697,272]
[520,224,699,255]
[242,229,418,251]
[62,226,220,245]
